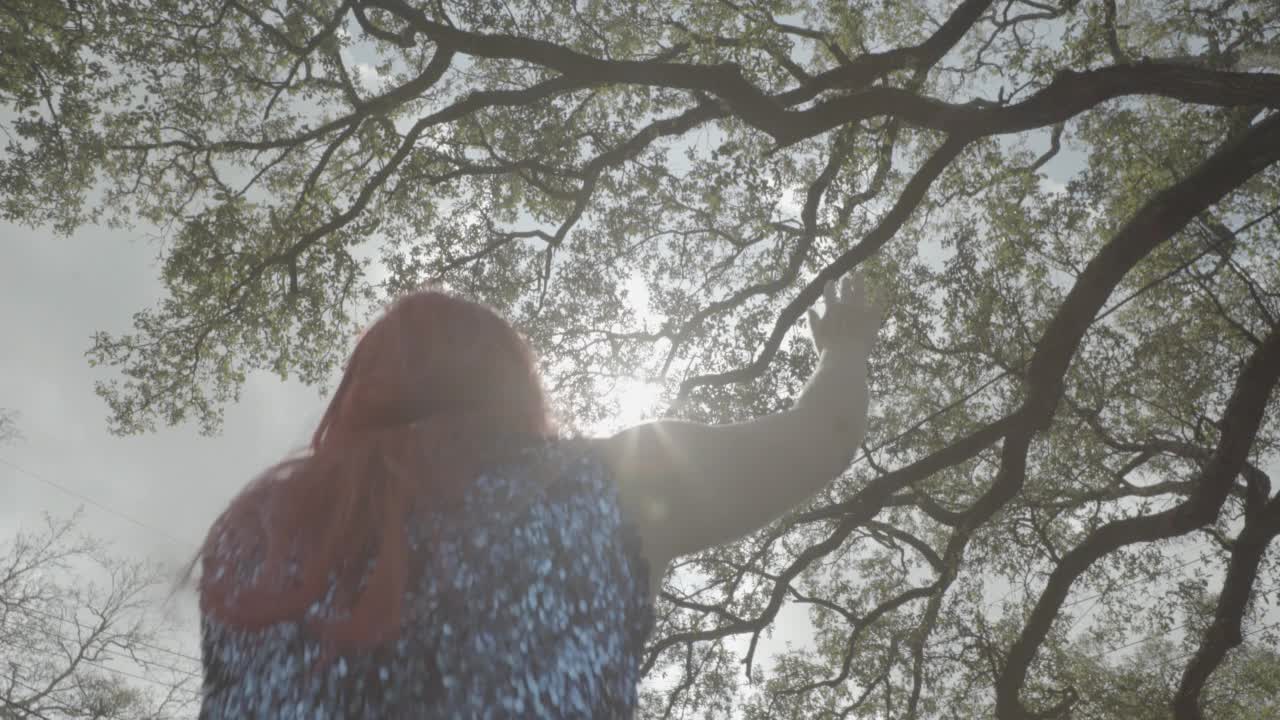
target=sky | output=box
[0,216,337,689]
[0,219,336,553]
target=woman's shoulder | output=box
[413,434,652,588]
[479,434,614,489]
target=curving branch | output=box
[990,110,1280,720]
[996,326,1280,718]
[370,0,1280,149]
[1173,491,1280,719]
[676,134,973,398]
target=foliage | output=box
[4,0,1280,717]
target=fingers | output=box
[817,268,886,323]
[832,271,868,313]
[806,308,820,332]
[810,269,888,354]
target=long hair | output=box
[195,289,554,656]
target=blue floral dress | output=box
[199,440,654,718]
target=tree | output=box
[1066,638,1280,720]
[0,512,199,720]
[3,0,1280,717]
[0,410,18,446]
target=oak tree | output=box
[4,0,1280,717]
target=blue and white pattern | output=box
[199,440,654,719]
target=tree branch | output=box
[1173,492,1280,719]
[997,324,1280,716]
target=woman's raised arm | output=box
[594,271,886,569]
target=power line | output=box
[0,456,198,551]
[861,368,1013,459]
[839,230,1222,477]
[1087,600,1280,664]
[9,607,202,680]
[2,644,200,702]
[987,549,1264,636]
[0,456,207,679]
[1063,552,1212,610]
[1,656,199,719]
[0,698,53,720]
[9,602,202,666]
[1167,617,1280,665]
[1,673,58,720]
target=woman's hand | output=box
[806,270,885,358]
[794,270,885,423]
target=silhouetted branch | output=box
[992,110,1280,720]
[1174,492,1280,719]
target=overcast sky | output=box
[0,218,333,551]
[1,216,343,688]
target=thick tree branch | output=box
[996,326,1280,716]
[785,0,998,100]
[989,111,1280,720]
[779,64,1280,146]
[361,4,1280,149]
[676,134,972,398]
[1173,492,1280,719]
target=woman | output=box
[195,271,883,718]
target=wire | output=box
[1063,553,1211,610]
[0,456,208,689]
[862,369,1014,459]
[1,654,199,718]
[3,643,199,700]
[829,229,1224,479]
[0,455,198,551]
[0,698,54,720]
[1,672,59,720]
[1166,618,1280,665]
[9,602,202,666]
[1087,604,1280,664]
[986,548,1264,638]
[10,607,202,680]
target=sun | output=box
[609,377,664,431]
[592,272,665,433]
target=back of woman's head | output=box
[197,289,554,655]
[315,290,551,449]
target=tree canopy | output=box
[4,0,1280,717]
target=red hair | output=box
[196,289,554,656]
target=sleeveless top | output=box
[199,439,655,719]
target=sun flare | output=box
[610,377,663,431]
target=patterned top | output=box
[199,439,655,719]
